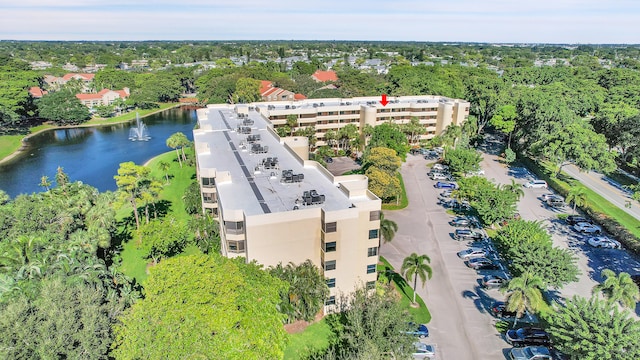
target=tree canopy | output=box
[112,254,288,360]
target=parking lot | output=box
[382,138,640,360]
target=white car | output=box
[457,247,487,259]
[467,169,485,176]
[432,163,449,171]
[587,236,621,249]
[429,172,449,180]
[413,343,435,359]
[573,222,602,234]
[523,180,548,188]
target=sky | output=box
[1,0,639,44]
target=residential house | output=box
[75,88,130,108]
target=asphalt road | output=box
[381,138,640,360]
[563,165,640,222]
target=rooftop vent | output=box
[302,189,325,205]
[237,126,252,134]
[281,169,304,183]
[262,157,279,170]
[242,118,254,126]
[247,134,261,143]
[250,143,268,154]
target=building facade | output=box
[257,95,470,146]
[75,88,130,108]
[194,104,382,312]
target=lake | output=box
[0,107,197,198]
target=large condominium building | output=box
[194,103,382,312]
[257,95,470,146]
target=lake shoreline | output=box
[0,104,183,166]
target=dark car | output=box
[506,327,552,348]
[490,301,517,318]
[565,215,591,225]
[454,229,484,241]
[434,181,457,189]
[405,322,429,338]
[325,157,334,163]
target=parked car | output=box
[573,222,602,234]
[546,197,565,208]
[454,229,484,241]
[565,215,592,225]
[539,193,557,201]
[474,262,501,271]
[523,180,548,189]
[441,199,471,210]
[466,169,485,176]
[490,301,517,318]
[434,181,457,189]
[482,274,507,289]
[509,346,552,360]
[440,189,453,198]
[429,172,449,180]
[405,323,429,338]
[432,163,449,171]
[325,157,333,163]
[449,216,472,227]
[464,257,496,269]
[506,327,551,348]
[457,247,487,259]
[412,343,436,359]
[587,236,621,249]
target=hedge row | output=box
[519,156,640,255]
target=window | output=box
[225,221,244,235]
[201,177,215,187]
[202,192,216,203]
[323,221,337,233]
[369,229,379,239]
[325,296,336,306]
[324,260,336,271]
[366,281,376,290]
[326,278,336,288]
[324,241,337,252]
[227,240,245,253]
[369,210,380,221]
[366,264,376,274]
[367,247,378,257]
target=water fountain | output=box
[128,113,151,141]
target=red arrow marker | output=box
[380,94,388,106]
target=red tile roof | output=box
[62,73,95,81]
[28,86,47,98]
[312,70,338,82]
[259,80,273,94]
[76,93,102,100]
[294,93,307,100]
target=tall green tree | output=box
[113,161,150,229]
[37,90,90,125]
[546,296,640,360]
[166,132,189,167]
[379,212,398,247]
[138,217,189,264]
[592,269,640,309]
[401,253,432,305]
[158,160,171,184]
[502,272,545,327]
[232,77,261,103]
[286,114,298,136]
[112,254,288,360]
[268,260,329,323]
[490,105,517,148]
[444,147,483,175]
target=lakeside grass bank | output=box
[0,102,180,164]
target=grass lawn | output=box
[378,256,431,324]
[0,134,25,161]
[117,148,197,283]
[283,320,333,360]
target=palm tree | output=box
[379,212,398,247]
[39,175,51,191]
[441,124,462,150]
[566,186,588,214]
[286,114,298,136]
[166,133,184,167]
[502,272,545,327]
[401,253,433,305]
[592,269,640,309]
[158,161,171,184]
[502,179,525,200]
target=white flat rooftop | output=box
[194,106,356,216]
